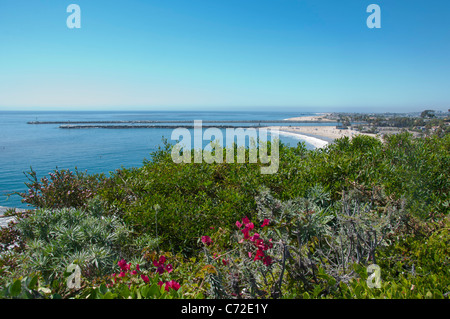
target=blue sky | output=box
[0,0,449,112]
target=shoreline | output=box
[272,113,379,148]
[274,125,378,142]
[276,130,330,149]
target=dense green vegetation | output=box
[1,131,449,299]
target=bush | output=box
[98,141,290,255]
[3,132,448,299]
[9,198,159,285]
[18,167,105,209]
[199,186,408,299]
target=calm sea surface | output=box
[0,111,334,208]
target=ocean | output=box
[0,110,335,209]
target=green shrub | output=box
[9,199,159,284]
[18,167,105,209]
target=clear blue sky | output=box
[0,0,449,112]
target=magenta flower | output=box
[242,216,250,225]
[136,264,140,271]
[263,255,273,266]
[261,219,270,228]
[159,256,166,265]
[236,220,243,228]
[254,249,265,262]
[156,265,165,275]
[249,233,260,242]
[170,280,181,291]
[165,264,173,273]
[165,280,181,291]
[131,270,138,275]
[241,227,250,239]
[141,274,150,283]
[118,271,126,278]
[118,259,127,270]
[201,235,212,246]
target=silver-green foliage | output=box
[13,199,158,282]
[254,185,406,293]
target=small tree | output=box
[420,110,435,119]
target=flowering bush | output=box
[18,168,104,209]
[236,216,273,266]
[80,256,182,299]
[200,216,278,299]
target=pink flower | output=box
[249,233,260,242]
[265,241,273,250]
[159,256,166,265]
[263,255,273,266]
[156,265,165,275]
[201,235,212,246]
[242,216,250,225]
[118,259,128,270]
[236,221,242,228]
[222,259,228,265]
[157,281,164,289]
[170,280,181,291]
[165,264,173,273]
[131,270,138,275]
[141,274,150,283]
[261,219,270,228]
[136,264,140,271]
[118,271,126,278]
[246,222,254,231]
[241,227,250,239]
[254,249,265,262]
[166,280,181,291]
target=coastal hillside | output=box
[1,130,448,300]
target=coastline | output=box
[276,129,330,149]
[271,114,379,148]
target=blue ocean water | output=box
[0,111,334,208]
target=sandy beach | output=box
[272,114,379,148]
[284,113,336,122]
[277,130,330,148]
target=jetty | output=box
[27,119,338,129]
[58,124,300,129]
[27,120,337,125]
